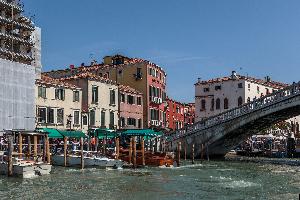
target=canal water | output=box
[0,161,299,200]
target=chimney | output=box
[265,76,271,82]
[231,71,238,79]
[198,78,201,83]
[69,64,75,69]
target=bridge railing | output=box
[166,82,300,142]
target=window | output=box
[203,88,210,92]
[238,83,243,88]
[136,67,142,79]
[57,109,64,124]
[211,98,214,111]
[74,111,80,125]
[90,110,95,126]
[266,88,270,95]
[201,99,206,111]
[128,118,136,126]
[120,93,125,103]
[257,86,260,93]
[110,90,116,105]
[55,89,65,100]
[92,86,98,103]
[73,91,80,102]
[149,86,152,97]
[224,98,229,109]
[127,95,135,104]
[137,97,142,105]
[248,84,251,89]
[47,108,54,124]
[216,98,221,110]
[150,109,159,120]
[120,117,125,127]
[176,106,180,113]
[37,107,46,123]
[247,97,251,103]
[109,111,115,128]
[101,111,106,127]
[138,119,142,128]
[38,86,46,98]
[82,115,88,126]
[238,97,243,106]
[215,85,221,91]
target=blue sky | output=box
[23,0,300,102]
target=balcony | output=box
[0,47,34,62]
[151,120,159,126]
[149,96,163,104]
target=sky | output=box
[23,0,300,103]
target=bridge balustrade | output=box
[167,82,300,142]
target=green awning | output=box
[37,128,86,139]
[37,128,63,139]
[59,130,86,139]
[95,128,118,139]
[122,129,161,137]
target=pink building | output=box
[119,85,143,129]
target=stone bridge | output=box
[165,82,300,158]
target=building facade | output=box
[184,103,195,127]
[195,71,288,122]
[44,55,167,129]
[61,73,119,133]
[35,76,82,130]
[0,0,41,131]
[119,85,143,129]
[165,98,185,131]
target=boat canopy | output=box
[37,128,86,139]
[89,128,118,139]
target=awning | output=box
[37,128,63,139]
[122,129,162,137]
[37,128,86,139]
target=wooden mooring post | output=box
[206,144,210,161]
[33,135,37,161]
[201,144,204,160]
[27,135,31,159]
[133,137,137,168]
[192,144,195,164]
[7,135,13,176]
[129,138,133,165]
[184,142,187,161]
[46,135,50,164]
[80,137,84,169]
[64,136,68,167]
[18,133,22,159]
[177,142,181,167]
[115,137,120,160]
[141,137,145,166]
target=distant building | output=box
[183,103,195,127]
[195,71,288,122]
[35,76,82,130]
[43,55,167,129]
[119,85,143,129]
[61,73,119,133]
[165,98,185,131]
[0,0,42,131]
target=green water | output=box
[0,161,299,200]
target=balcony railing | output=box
[0,0,23,12]
[0,32,33,46]
[0,15,35,31]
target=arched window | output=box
[224,98,229,109]
[201,99,206,111]
[211,98,214,111]
[216,98,221,110]
[238,96,243,106]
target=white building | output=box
[195,71,288,122]
[35,76,82,130]
[0,0,41,131]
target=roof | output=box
[59,72,118,86]
[119,85,143,95]
[43,56,167,77]
[36,75,81,90]
[195,74,289,89]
